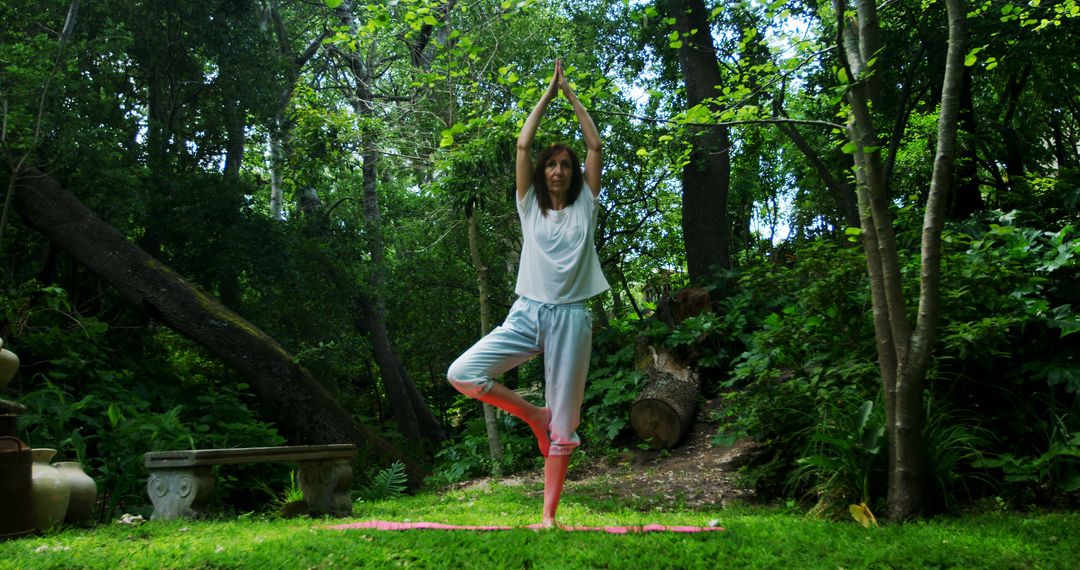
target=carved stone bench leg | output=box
[296,459,353,517]
[147,467,214,520]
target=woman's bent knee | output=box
[446,361,493,398]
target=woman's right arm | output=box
[516,62,561,200]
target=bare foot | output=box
[528,519,571,531]
[528,407,552,457]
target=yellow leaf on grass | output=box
[849,502,878,528]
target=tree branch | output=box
[2,0,80,249]
[591,110,844,131]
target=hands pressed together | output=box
[544,59,576,102]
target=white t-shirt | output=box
[515,184,610,304]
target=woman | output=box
[447,60,608,529]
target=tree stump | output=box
[630,342,700,449]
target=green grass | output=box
[2,482,1078,569]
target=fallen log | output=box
[629,287,711,449]
[629,341,700,449]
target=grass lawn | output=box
[2,481,1078,569]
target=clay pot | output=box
[30,448,70,531]
[55,461,97,525]
[0,436,35,540]
[0,338,18,390]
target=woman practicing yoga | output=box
[447,60,609,529]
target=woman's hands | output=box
[545,60,562,100]
[518,59,603,199]
[553,60,603,196]
[555,59,574,99]
[518,61,563,199]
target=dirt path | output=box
[458,403,758,511]
[563,421,757,511]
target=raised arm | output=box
[516,63,561,200]
[559,63,602,197]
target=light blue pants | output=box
[447,297,593,456]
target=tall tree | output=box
[665,0,732,282]
[329,0,445,444]
[465,196,505,472]
[835,0,968,519]
[265,0,328,220]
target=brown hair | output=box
[533,143,583,216]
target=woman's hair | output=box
[533,143,583,216]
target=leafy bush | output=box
[923,399,994,512]
[581,317,645,447]
[701,214,1079,509]
[712,239,878,497]
[427,411,538,487]
[790,399,886,518]
[4,283,285,521]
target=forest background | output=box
[1,0,1078,524]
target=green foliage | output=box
[2,0,1079,520]
[974,406,1080,501]
[701,210,1078,509]
[790,396,994,518]
[924,400,995,512]
[4,283,285,521]
[358,461,409,502]
[665,294,755,382]
[256,470,304,513]
[707,239,877,496]
[582,318,645,446]
[427,412,538,487]
[791,399,886,518]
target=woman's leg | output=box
[473,383,552,457]
[447,298,551,455]
[538,304,593,526]
[541,454,571,528]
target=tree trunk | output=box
[13,169,417,477]
[669,0,731,283]
[888,0,967,519]
[836,0,968,520]
[1000,64,1032,194]
[219,93,245,309]
[358,141,427,445]
[265,0,327,221]
[222,97,245,181]
[268,126,286,220]
[466,198,504,474]
[950,65,984,219]
[332,0,445,445]
[1050,111,1076,170]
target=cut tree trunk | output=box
[630,341,700,449]
[13,169,419,479]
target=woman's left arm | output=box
[559,65,602,197]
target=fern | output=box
[360,461,408,501]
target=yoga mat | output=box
[325,520,725,534]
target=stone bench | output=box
[144,444,357,520]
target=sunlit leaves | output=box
[668,30,683,49]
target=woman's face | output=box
[544,150,573,197]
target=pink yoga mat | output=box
[325,520,725,534]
